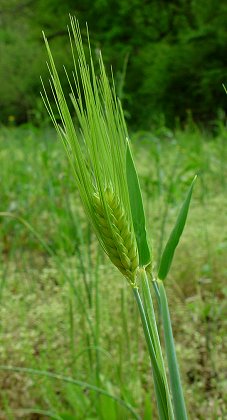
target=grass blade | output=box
[0,366,140,420]
[126,141,151,266]
[158,176,197,280]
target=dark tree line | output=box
[0,0,226,128]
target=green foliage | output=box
[0,0,73,123]
[0,124,227,417]
[0,0,226,126]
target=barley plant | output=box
[42,16,196,419]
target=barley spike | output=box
[93,188,139,282]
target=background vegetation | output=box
[0,124,227,418]
[0,1,227,419]
[0,0,227,127]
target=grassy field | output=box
[0,123,226,419]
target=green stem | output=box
[152,279,161,307]
[158,280,188,420]
[140,270,174,420]
[133,286,172,420]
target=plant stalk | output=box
[158,280,188,420]
[133,283,173,420]
[139,269,174,419]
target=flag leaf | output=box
[158,176,197,280]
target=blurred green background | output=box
[0,1,227,419]
[1,0,227,128]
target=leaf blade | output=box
[126,141,151,266]
[158,176,197,280]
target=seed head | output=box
[41,16,141,283]
[93,187,139,281]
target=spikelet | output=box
[93,187,139,282]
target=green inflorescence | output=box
[93,187,139,282]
